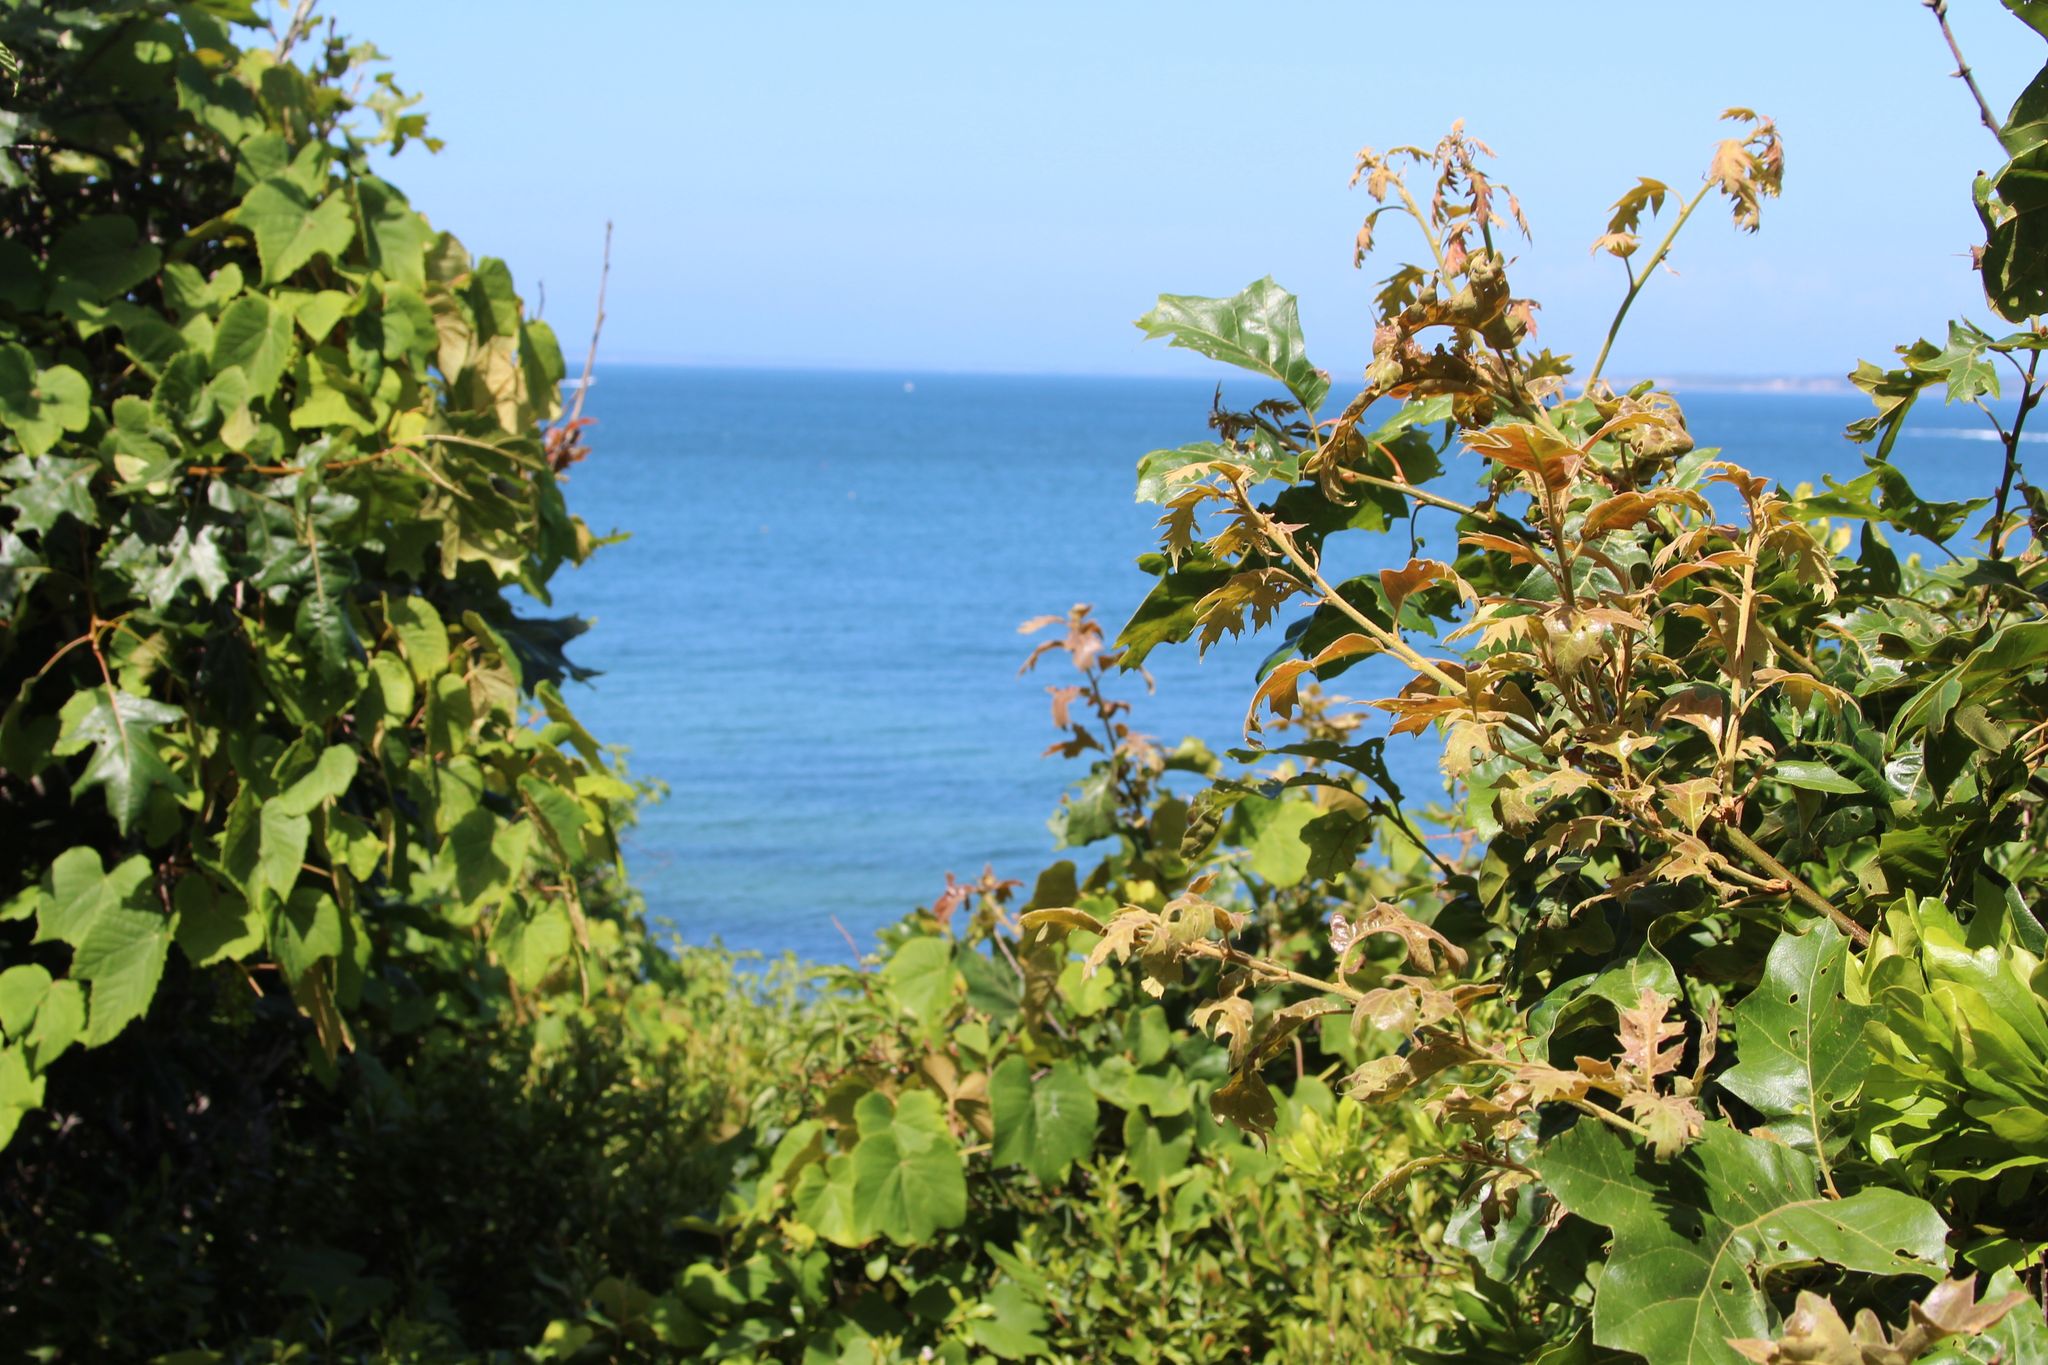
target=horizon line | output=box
[576,357,1857,393]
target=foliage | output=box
[1008,6,2048,1360]
[16,2,2048,1363]
[0,0,616,1155]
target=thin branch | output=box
[1719,823,1871,947]
[1584,182,1714,392]
[273,0,317,63]
[1990,347,2041,559]
[568,220,612,430]
[1926,0,2007,150]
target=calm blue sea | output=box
[543,366,2019,963]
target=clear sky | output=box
[326,1,2043,383]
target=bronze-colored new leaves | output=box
[1728,1275,2030,1364]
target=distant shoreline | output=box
[565,361,1857,395]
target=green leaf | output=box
[209,293,295,399]
[990,1056,1098,1183]
[791,1155,864,1247]
[0,965,51,1040]
[386,596,450,681]
[173,876,261,968]
[25,980,85,1071]
[257,805,310,903]
[967,1280,1051,1361]
[0,1044,46,1149]
[355,177,428,286]
[0,347,92,457]
[0,452,98,533]
[123,525,229,610]
[52,690,187,835]
[46,215,162,314]
[882,936,957,1028]
[237,179,355,284]
[1717,923,1876,1160]
[1771,759,1864,795]
[1241,795,1318,887]
[274,744,358,817]
[269,886,342,985]
[1534,1121,1950,1365]
[1116,552,1235,669]
[36,848,152,949]
[489,898,572,990]
[847,1089,968,1244]
[72,899,173,1047]
[1136,277,1330,411]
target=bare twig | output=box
[568,220,613,430]
[273,0,318,62]
[1926,0,2008,150]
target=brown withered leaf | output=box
[1727,1275,2029,1365]
[1590,230,1639,259]
[1341,900,1469,975]
[1344,1032,1483,1105]
[1580,487,1714,540]
[1656,685,1728,746]
[1210,1069,1277,1136]
[1516,1063,1592,1105]
[1624,1089,1705,1160]
[1017,906,1106,943]
[1459,530,1549,568]
[1380,557,1455,621]
[1618,988,1686,1085]
[1192,994,1255,1069]
[1751,667,1855,714]
[1083,910,1154,976]
[1465,423,1586,495]
[1605,175,1670,238]
[1658,777,1722,834]
[1193,569,1296,652]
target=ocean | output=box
[543,366,2019,963]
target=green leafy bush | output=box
[0,0,619,1143]
[1030,5,2048,1360]
[14,2,2048,1363]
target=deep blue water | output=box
[543,367,2020,962]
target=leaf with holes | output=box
[1717,923,1875,1160]
[1534,1120,1949,1365]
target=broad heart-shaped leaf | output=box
[847,1089,968,1244]
[989,1056,1098,1183]
[488,897,572,991]
[237,178,356,284]
[52,689,188,835]
[0,348,92,458]
[1534,1120,1949,1365]
[1136,276,1330,413]
[881,936,957,1029]
[209,292,295,399]
[790,1154,863,1247]
[1717,923,1875,1159]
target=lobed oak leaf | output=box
[1623,1089,1706,1160]
[1379,557,1459,620]
[1617,987,1686,1086]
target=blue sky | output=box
[330,1,2042,382]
